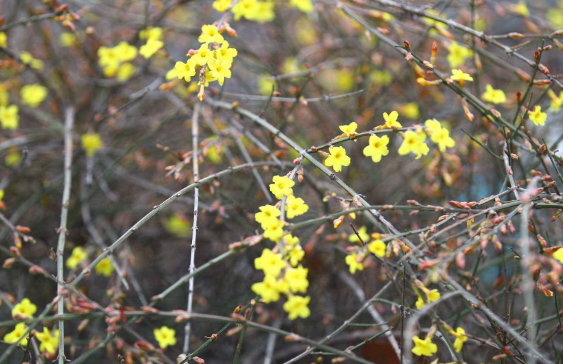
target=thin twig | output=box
[184,102,201,354]
[56,107,75,364]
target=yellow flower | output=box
[324,146,350,172]
[81,133,103,156]
[258,74,276,95]
[269,175,295,199]
[285,195,309,219]
[339,122,357,139]
[424,288,441,303]
[139,39,163,59]
[447,42,471,68]
[98,46,120,69]
[215,41,238,63]
[283,234,300,248]
[295,17,319,45]
[232,0,259,21]
[255,205,281,229]
[529,105,547,126]
[174,59,197,82]
[283,295,310,320]
[253,1,276,23]
[398,130,429,159]
[398,102,420,120]
[481,84,506,104]
[424,118,441,134]
[66,246,87,269]
[423,9,446,28]
[433,128,455,152]
[345,253,364,274]
[547,8,563,28]
[4,323,29,347]
[21,84,48,107]
[369,70,392,86]
[424,119,455,152]
[285,265,309,293]
[20,51,44,70]
[164,213,191,238]
[103,65,119,78]
[154,326,177,349]
[213,0,233,12]
[199,25,224,44]
[59,32,77,47]
[548,90,563,112]
[348,226,369,244]
[12,298,37,319]
[207,58,232,86]
[276,277,290,294]
[263,218,285,242]
[415,294,425,309]
[255,248,286,277]
[450,69,473,82]
[95,257,115,277]
[116,63,135,82]
[165,68,178,81]
[412,335,437,357]
[383,111,402,129]
[0,105,19,129]
[0,190,4,200]
[363,135,389,163]
[191,43,215,66]
[553,247,563,264]
[139,27,163,41]
[289,0,313,13]
[0,32,6,47]
[513,1,529,17]
[287,245,305,266]
[114,41,138,62]
[5,149,21,166]
[36,327,59,355]
[252,275,282,302]
[453,327,467,353]
[368,239,386,257]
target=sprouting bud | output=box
[2,257,16,269]
[508,32,524,39]
[403,40,411,51]
[430,41,438,64]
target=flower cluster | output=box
[345,228,387,274]
[412,323,468,358]
[139,27,164,59]
[97,41,138,82]
[413,279,441,309]
[252,247,311,319]
[172,25,237,101]
[212,0,313,23]
[0,81,48,130]
[251,175,311,319]
[326,112,456,173]
[67,246,87,269]
[6,298,60,356]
